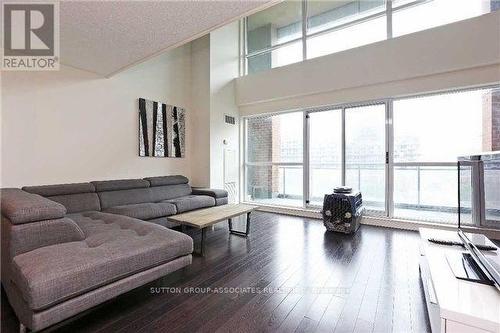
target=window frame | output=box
[242,0,472,75]
[241,84,500,226]
[305,1,388,40]
[243,111,305,207]
[304,101,388,218]
[243,0,410,74]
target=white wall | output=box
[190,35,211,187]
[0,26,240,190]
[1,45,194,187]
[209,22,240,193]
[236,11,500,115]
[183,23,241,192]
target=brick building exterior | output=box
[482,89,500,151]
[492,90,500,151]
[246,116,282,199]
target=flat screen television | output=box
[457,152,500,291]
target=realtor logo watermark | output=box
[2,2,59,71]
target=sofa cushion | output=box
[0,189,66,224]
[48,193,101,214]
[91,179,149,192]
[11,212,193,311]
[21,183,100,214]
[164,195,215,213]
[104,202,177,220]
[22,183,95,197]
[97,187,154,209]
[150,184,192,201]
[145,175,189,187]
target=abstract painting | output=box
[139,98,185,157]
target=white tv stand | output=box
[419,228,500,333]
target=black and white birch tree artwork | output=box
[139,98,185,157]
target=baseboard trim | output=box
[249,203,500,239]
[254,204,322,219]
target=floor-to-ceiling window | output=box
[244,112,304,207]
[308,108,342,206]
[243,0,498,75]
[306,104,386,213]
[344,104,386,213]
[392,89,493,223]
[242,86,500,225]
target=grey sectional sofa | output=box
[0,175,228,332]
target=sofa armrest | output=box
[191,188,228,199]
[1,188,66,224]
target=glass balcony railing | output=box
[245,164,303,207]
[246,163,464,224]
[393,165,460,224]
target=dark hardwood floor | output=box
[1,212,430,333]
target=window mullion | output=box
[242,118,247,203]
[303,110,309,207]
[246,37,303,58]
[387,0,393,39]
[341,108,346,186]
[302,0,307,61]
[240,18,247,76]
[386,99,394,218]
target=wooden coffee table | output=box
[168,204,257,256]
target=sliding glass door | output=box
[345,104,386,213]
[308,109,343,206]
[243,86,499,225]
[392,89,491,223]
[305,103,387,214]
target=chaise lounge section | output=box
[1,175,228,331]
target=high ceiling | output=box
[59,0,277,76]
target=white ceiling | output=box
[59,0,276,77]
